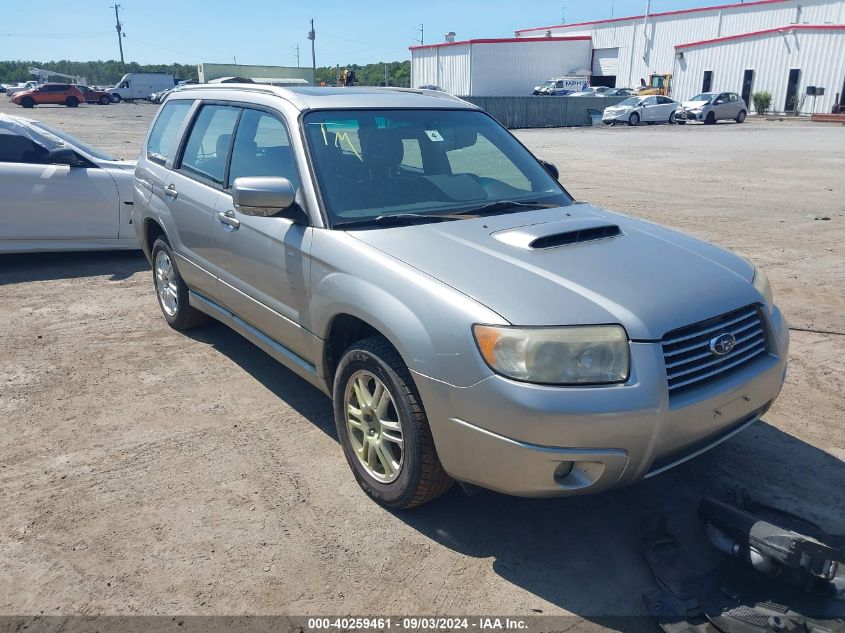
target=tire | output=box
[628,112,640,126]
[333,336,453,509]
[676,120,687,125]
[669,111,676,124]
[99,95,111,105]
[150,238,208,330]
[705,112,716,125]
[65,96,79,108]
[111,93,121,103]
[736,110,747,123]
[20,97,34,108]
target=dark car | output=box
[77,85,112,105]
[10,83,85,108]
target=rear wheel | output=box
[628,112,640,126]
[20,97,34,108]
[99,95,111,105]
[111,93,121,103]
[736,110,747,123]
[705,112,716,125]
[65,96,79,108]
[150,238,208,330]
[333,336,453,509]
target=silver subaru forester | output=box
[133,85,788,508]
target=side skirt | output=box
[189,290,331,396]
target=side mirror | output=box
[232,176,297,219]
[47,147,82,166]
[540,160,559,181]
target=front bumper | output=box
[602,110,630,123]
[413,307,789,497]
[676,109,704,122]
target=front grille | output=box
[662,305,768,395]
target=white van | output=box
[109,73,174,102]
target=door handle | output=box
[164,183,178,199]
[216,210,240,230]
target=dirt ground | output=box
[1,100,843,628]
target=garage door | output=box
[592,48,619,76]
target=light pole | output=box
[110,4,125,70]
[308,19,316,83]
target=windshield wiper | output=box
[454,200,551,217]
[332,213,468,230]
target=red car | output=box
[77,85,112,105]
[11,83,85,108]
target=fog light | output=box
[554,461,574,481]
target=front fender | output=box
[309,231,506,387]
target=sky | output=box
[3,0,736,67]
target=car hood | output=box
[349,204,758,340]
[683,100,710,109]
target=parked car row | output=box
[602,92,749,126]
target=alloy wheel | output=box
[344,370,404,483]
[154,250,179,317]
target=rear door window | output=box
[147,100,193,165]
[178,104,241,186]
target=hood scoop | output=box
[491,217,623,250]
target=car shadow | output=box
[185,320,845,625]
[0,251,148,285]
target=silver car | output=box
[133,85,788,508]
[602,95,680,125]
[676,92,748,124]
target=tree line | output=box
[0,60,412,87]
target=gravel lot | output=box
[1,100,843,627]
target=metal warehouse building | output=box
[514,0,845,114]
[410,37,593,96]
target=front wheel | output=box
[628,112,640,126]
[705,112,716,125]
[20,97,34,108]
[736,110,747,123]
[111,93,121,103]
[669,111,676,124]
[333,336,453,509]
[99,95,111,105]
[150,238,208,330]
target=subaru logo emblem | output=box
[710,333,737,356]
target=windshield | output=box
[304,109,570,227]
[618,97,643,107]
[32,121,115,161]
[689,93,716,103]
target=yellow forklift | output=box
[637,73,672,96]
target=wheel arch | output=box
[313,272,491,390]
[143,217,168,260]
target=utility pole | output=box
[292,44,300,67]
[561,6,567,24]
[308,19,316,83]
[384,63,389,86]
[414,24,424,45]
[110,4,125,70]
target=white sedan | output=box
[602,95,680,126]
[0,114,138,253]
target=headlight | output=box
[752,265,774,313]
[473,324,630,385]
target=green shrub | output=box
[752,91,772,114]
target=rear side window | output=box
[179,104,240,186]
[147,100,192,165]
